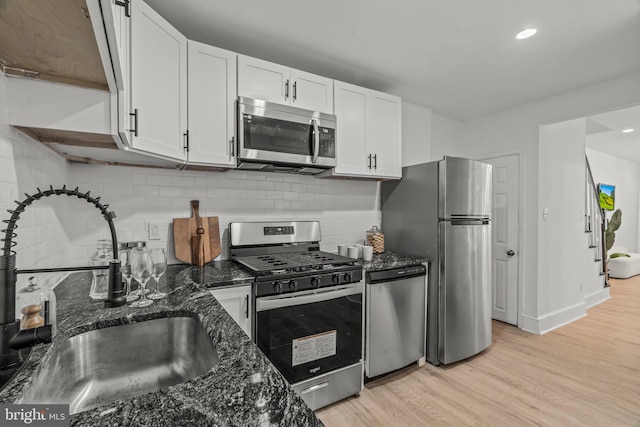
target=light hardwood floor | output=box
[316,277,640,426]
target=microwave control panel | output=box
[318,127,336,158]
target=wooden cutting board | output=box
[173,200,221,266]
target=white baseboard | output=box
[520,301,587,335]
[584,287,611,309]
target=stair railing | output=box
[585,155,609,287]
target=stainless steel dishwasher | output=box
[365,264,427,378]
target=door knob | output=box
[507,250,515,257]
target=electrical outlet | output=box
[148,221,161,240]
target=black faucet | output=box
[0,186,126,369]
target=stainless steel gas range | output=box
[229,221,363,410]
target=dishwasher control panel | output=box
[366,264,427,283]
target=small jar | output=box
[366,225,385,254]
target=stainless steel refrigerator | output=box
[381,156,492,365]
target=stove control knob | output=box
[273,281,284,294]
[311,276,321,288]
[332,274,341,285]
[343,272,353,283]
[288,280,298,292]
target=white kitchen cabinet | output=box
[187,41,237,167]
[324,81,402,179]
[129,0,188,161]
[104,0,132,148]
[210,285,252,339]
[368,91,402,178]
[238,55,334,114]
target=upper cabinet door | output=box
[368,91,402,178]
[290,69,334,114]
[238,55,334,114]
[333,81,368,175]
[107,0,132,146]
[237,55,289,105]
[187,41,237,166]
[130,0,187,161]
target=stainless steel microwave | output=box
[237,97,337,174]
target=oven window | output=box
[243,115,312,156]
[256,293,362,384]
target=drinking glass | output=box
[118,248,139,302]
[129,247,154,308]
[148,248,167,300]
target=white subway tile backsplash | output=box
[237,180,258,189]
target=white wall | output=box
[586,148,640,252]
[401,101,432,166]
[536,119,596,332]
[431,113,465,161]
[430,71,640,333]
[0,73,71,303]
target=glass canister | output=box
[16,276,56,335]
[366,225,385,254]
[89,239,112,301]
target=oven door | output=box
[238,97,336,167]
[255,283,362,384]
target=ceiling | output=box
[586,105,640,164]
[145,0,640,121]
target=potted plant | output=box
[605,209,627,258]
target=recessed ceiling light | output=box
[516,28,537,40]
[622,128,635,133]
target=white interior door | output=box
[482,154,519,325]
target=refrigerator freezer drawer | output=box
[439,221,492,364]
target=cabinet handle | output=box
[285,79,289,100]
[245,295,249,319]
[115,0,130,17]
[293,81,297,101]
[183,130,189,153]
[230,136,235,157]
[373,154,377,169]
[130,109,138,137]
[368,154,372,169]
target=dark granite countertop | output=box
[0,262,322,427]
[361,251,430,271]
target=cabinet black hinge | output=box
[115,0,130,17]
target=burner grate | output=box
[235,251,355,274]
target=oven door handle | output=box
[256,285,362,312]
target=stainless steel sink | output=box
[19,316,218,415]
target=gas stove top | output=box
[234,251,356,276]
[229,221,363,296]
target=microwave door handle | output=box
[311,118,319,164]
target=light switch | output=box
[148,221,161,240]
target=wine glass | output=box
[129,247,154,308]
[148,248,167,300]
[118,248,139,302]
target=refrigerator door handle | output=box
[450,219,490,226]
